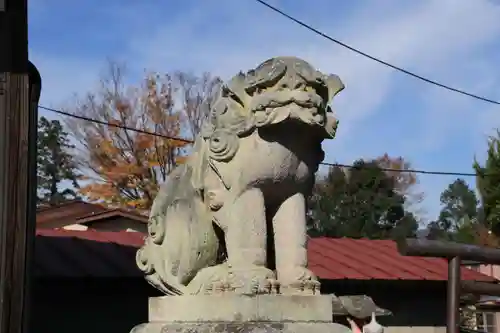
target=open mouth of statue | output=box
[253,98,319,112]
[250,90,323,113]
[250,89,327,131]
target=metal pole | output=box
[447,256,461,333]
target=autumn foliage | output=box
[374,153,425,218]
[65,62,220,211]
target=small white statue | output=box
[363,313,384,333]
[347,313,384,333]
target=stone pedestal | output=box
[130,295,352,333]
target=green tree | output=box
[426,178,478,243]
[37,116,81,206]
[474,131,500,235]
[308,166,347,237]
[308,160,418,239]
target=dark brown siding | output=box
[30,279,447,333]
[30,279,161,333]
[323,280,447,327]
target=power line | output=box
[254,0,500,106]
[39,105,480,177]
[39,105,194,144]
[327,162,476,177]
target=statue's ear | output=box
[190,137,209,191]
[323,74,345,101]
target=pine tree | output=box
[308,160,418,239]
[474,130,500,235]
[308,166,347,237]
[37,116,81,206]
[426,178,478,243]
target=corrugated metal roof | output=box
[33,231,496,282]
[309,237,495,281]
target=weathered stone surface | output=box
[131,322,352,333]
[129,57,386,333]
[149,295,333,323]
[332,295,392,318]
[136,56,345,297]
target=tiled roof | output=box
[37,201,108,225]
[36,200,147,227]
[34,230,496,282]
[308,237,495,281]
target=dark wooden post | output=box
[0,0,38,332]
[447,257,461,333]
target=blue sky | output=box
[29,0,500,223]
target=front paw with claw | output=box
[279,267,321,295]
[228,265,280,295]
[197,264,281,295]
[243,276,280,295]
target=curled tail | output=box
[136,164,219,295]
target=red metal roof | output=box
[309,237,495,281]
[33,231,496,282]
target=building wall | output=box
[469,264,500,333]
[325,280,448,330]
[62,223,88,230]
[30,279,448,333]
[385,328,445,333]
[89,218,147,233]
[30,279,160,333]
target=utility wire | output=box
[40,105,194,144]
[254,0,500,106]
[327,162,476,177]
[39,105,480,177]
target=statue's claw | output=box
[225,265,277,296]
[202,283,214,295]
[304,279,321,295]
[269,279,280,294]
[258,279,272,294]
[222,281,234,293]
[213,281,225,294]
[283,280,305,295]
[279,267,321,295]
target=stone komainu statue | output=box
[136,56,344,296]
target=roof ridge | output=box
[36,199,86,212]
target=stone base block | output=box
[132,295,353,333]
[131,322,352,333]
[149,295,333,323]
